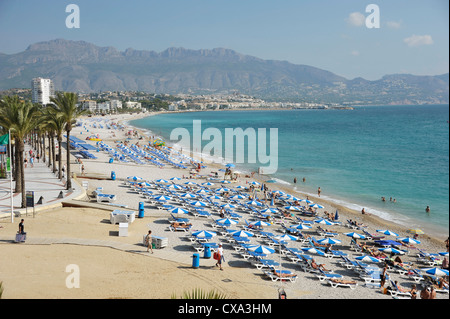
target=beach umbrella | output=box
[190,201,207,207]
[168,184,183,190]
[154,195,171,201]
[249,181,260,186]
[301,247,325,256]
[168,207,189,215]
[231,195,246,200]
[248,245,275,255]
[300,199,313,205]
[314,219,335,226]
[420,267,449,277]
[260,208,279,213]
[284,206,300,211]
[317,238,341,245]
[225,163,235,168]
[275,234,298,241]
[137,182,153,187]
[202,182,215,186]
[291,224,312,230]
[155,179,169,184]
[217,218,239,225]
[249,220,270,227]
[208,195,223,200]
[247,200,263,207]
[216,188,230,193]
[379,247,405,255]
[192,230,217,239]
[438,252,449,257]
[181,193,196,199]
[355,255,381,263]
[220,180,231,184]
[309,203,324,209]
[184,181,197,185]
[127,176,143,181]
[272,190,285,196]
[230,230,254,238]
[334,210,339,221]
[344,232,366,239]
[221,203,236,209]
[406,228,424,235]
[397,237,421,245]
[377,229,399,237]
[235,185,247,189]
[196,189,210,194]
[170,177,182,181]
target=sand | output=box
[0,112,448,300]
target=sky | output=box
[0,0,448,80]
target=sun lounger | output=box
[264,269,298,283]
[169,223,192,232]
[97,193,116,203]
[388,280,412,299]
[110,210,135,224]
[251,259,280,270]
[327,278,358,289]
[315,269,343,282]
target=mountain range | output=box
[0,39,448,104]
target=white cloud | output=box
[386,21,402,29]
[347,12,365,27]
[403,34,434,47]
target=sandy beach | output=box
[0,112,448,300]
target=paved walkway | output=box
[0,144,84,219]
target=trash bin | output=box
[192,253,200,269]
[109,158,113,163]
[138,202,144,218]
[203,245,211,259]
[111,171,116,180]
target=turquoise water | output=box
[130,105,449,236]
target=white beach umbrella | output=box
[314,219,336,226]
[379,247,405,255]
[155,179,169,184]
[275,234,298,241]
[181,193,196,199]
[127,176,143,182]
[248,245,275,255]
[217,218,239,225]
[377,229,399,237]
[221,203,236,209]
[202,182,215,186]
[154,195,171,201]
[231,195,247,200]
[291,224,312,230]
[397,237,421,245]
[192,230,217,239]
[168,207,189,215]
[229,230,254,238]
[284,206,300,211]
[301,247,325,256]
[309,203,324,209]
[249,220,270,227]
[170,177,182,181]
[344,232,366,239]
[317,237,341,245]
[420,267,449,277]
[190,201,207,207]
[355,255,381,263]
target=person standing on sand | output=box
[216,243,224,271]
[145,230,153,253]
[317,187,321,197]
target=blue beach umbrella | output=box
[202,182,215,186]
[225,163,235,168]
[249,220,270,227]
[220,180,231,184]
[275,234,298,241]
[190,201,207,207]
[309,203,324,209]
[247,200,263,207]
[420,267,449,277]
[181,193,196,199]
[248,245,275,255]
[397,237,421,245]
[208,195,223,200]
[377,229,399,237]
[221,203,236,209]
[284,206,300,211]
[217,218,239,225]
[231,195,246,200]
[154,195,171,201]
[216,188,230,193]
[291,224,312,230]
[155,179,169,184]
[439,252,449,257]
[317,237,342,245]
[230,230,254,238]
[334,210,339,221]
[192,230,217,239]
[344,232,366,240]
[355,255,381,263]
[184,181,197,185]
[168,207,189,215]
[249,181,260,186]
[314,219,335,226]
[301,247,325,256]
[127,176,143,181]
[170,177,182,181]
[168,184,183,190]
[260,208,279,213]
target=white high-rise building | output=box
[31,78,55,105]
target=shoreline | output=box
[127,111,448,244]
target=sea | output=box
[130,104,449,238]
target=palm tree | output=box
[42,106,66,179]
[50,92,86,190]
[0,96,40,207]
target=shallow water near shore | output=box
[130,105,449,238]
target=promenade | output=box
[0,143,84,220]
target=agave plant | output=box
[172,288,227,299]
